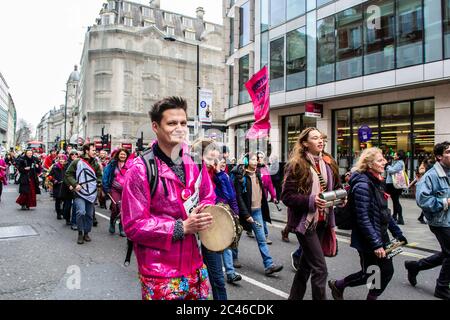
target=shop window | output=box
[334,109,352,175]
[336,6,363,80]
[380,102,412,167]
[270,37,285,92]
[363,0,395,75]
[287,27,307,90]
[317,16,336,84]
[283,114,317,162]
[396,0,424,68]
[412,99,435,167]
[351,106,379,159]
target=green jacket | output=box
[64,156,103,189]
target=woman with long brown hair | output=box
[281,127,341,300]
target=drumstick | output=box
[385,241,405,254]
[106,193,117,205]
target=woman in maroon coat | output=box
[281,127,341,300]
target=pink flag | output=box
[245,66,270,139]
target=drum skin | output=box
[198,204,236,252]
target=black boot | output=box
[119,223,126,237]
[434,286,450,300]
[77,231,84,245]
[405,261,419,286]
[109,220,116,234]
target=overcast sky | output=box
[0,0,222,131]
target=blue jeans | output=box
[222,248,236,278]
[202,246,227,300]
[71,200,77,226]
[232,248,238,260]
[263,220,269,238]
[74,197,94,233]
[251,209,274,269]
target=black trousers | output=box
[342,250,394,297]
[0,182,3,200]
[63,199,72,223]
[386,183,403,222]
[414,226,450,290]
[55,198,63,217]
[290,223,328,300]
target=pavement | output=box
[268,198,441,254]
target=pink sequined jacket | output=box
[121,145,216,278]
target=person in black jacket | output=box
[16,150,41,210]
[328,147,407,300]
[48,154,68,220]
[233,152,283,276]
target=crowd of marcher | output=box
[0,96,448,301]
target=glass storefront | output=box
[333,99,435,178]
[235,122,270,161]
[282,114,317,161]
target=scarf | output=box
[305,152,329,230]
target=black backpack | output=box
[124,148,158,266]
[334,188,355,230]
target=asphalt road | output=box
[0,184,441,300]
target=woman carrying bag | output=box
[281,127,341,300]
[385,150,407,225]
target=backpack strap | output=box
[141,148,158,198]
[124,148,158,267]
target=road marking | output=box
[96,211,426,295]
[95,211,111,221]
[240,274,289,299]
[95,211,290,298]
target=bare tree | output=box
[15,118,34,148]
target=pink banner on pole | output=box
[245,66,270,139]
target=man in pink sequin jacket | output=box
[121,97,216,300]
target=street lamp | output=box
[164,36,200,136]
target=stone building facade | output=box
[76,0,226,148]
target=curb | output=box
[272,217,440,255]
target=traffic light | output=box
[101,134,108,146]
[136,138,144,152]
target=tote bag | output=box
[392,170,409,189]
